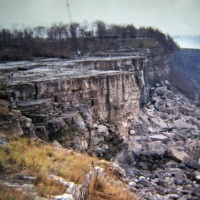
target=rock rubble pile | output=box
[115,84,200,199]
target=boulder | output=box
[148,141,166,156]
[163,107,178,115]
[174,119,193,129]
[96,125,109,136]
[169,148,200,170]
[179,106,194,114]
[150,116,168,130]
[196,174,200,181]
[139,113,149,125]
[128,140,142,156]
[167,194,180,199]
[149,134,168,141]
[110,163,126,177]
[129,130,136,135]
[72,113,87,132]
[52,140,63,148]
[169,147,189,162]
[162,132,175,138]
[183,157,200,170]
[155,87,168,96]
[48,118,66,132]
[148,126,158,133]
[80,109,93,125]
[89,135,104,147]
[154,98,165,110]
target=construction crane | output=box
[66,0,72,24]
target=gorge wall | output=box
[170,49,200,102]
[0,56,151,157]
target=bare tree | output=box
[34,26,46,38]
[94,20,107,37]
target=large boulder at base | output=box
[150,116,168,130]
[174,119,193,129]
[169,147,189,162]
[128,140,142,156]
[148,141,166,156]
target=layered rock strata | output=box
[0,56,146,155]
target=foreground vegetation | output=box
[0,136,135,199]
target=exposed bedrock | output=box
[0,56,148,158]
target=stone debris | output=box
[115,85,200,199]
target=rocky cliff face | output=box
[140,50,172,106]
[170,49,200,102]
[0,56,145,158]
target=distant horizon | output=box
[173,35,200,49]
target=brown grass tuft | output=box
[0,185,33,200]
[87,176,134,200]
[37,177,66,197]
[0,138,106,183]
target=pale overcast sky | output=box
[0,0,199,36]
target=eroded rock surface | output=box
[0,56,145,158]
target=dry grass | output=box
[0,137,106,183]
[37,177,66,197]
[87,176,135,200]
[0,137,135,199]
[0,185,33,200]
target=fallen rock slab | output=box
[179,106,194,114]
[169,147,189,162]
[169,148,200,170]
[150,116,168,130]
[174,119,193,129]
[149,134,168,141]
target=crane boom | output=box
[66,0,72,24]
